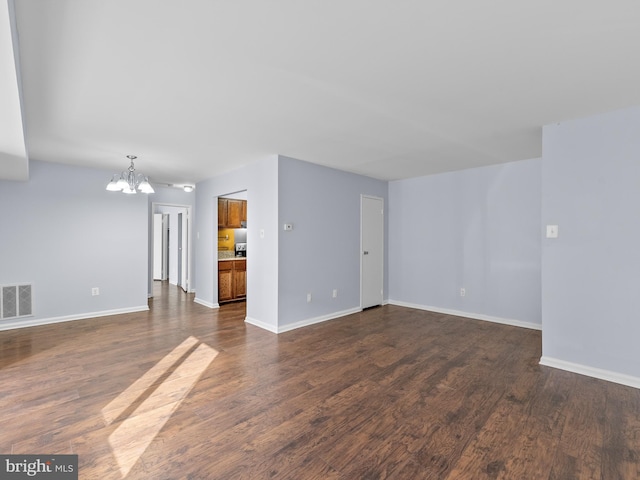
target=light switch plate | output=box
[546,225,559,238]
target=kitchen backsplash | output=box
[218,228,235,251]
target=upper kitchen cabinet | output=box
[218,198,246,229]
[218,199,226,227]
[227,199,243,228]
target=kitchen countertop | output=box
[218,256,247,261]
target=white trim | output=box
[151,202,193,298]
[245,307,362,334]
[194,297,219,309]
[387,299,542,331]
[245,316,278,334]
[540,356,640,390]
[0,305,149,332]
[277,307,362,334]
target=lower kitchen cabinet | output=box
[218,259,246,303]
[234,260,246,298]
[218,261,234,302]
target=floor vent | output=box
[1,284,33,319]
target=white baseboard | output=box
[193,297,219,309]
[245,307,362,335]
[0,305,149,332]
[245,316,278,334]
[387,299,542,331]
[540,356,640,390]
[276,307,362,334]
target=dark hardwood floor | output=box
[1,282,639,479]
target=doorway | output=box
[216,191,247,308]
[361,195,384,308]
[152,203,191,293]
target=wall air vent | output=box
[1,284,33,319]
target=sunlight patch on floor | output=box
[101,338,218,478]
[101,336,199,425]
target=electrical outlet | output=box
[546,225,559,238]
[307,293,312,303]
[332,289,338,298]
[92,287,100,296]
[460,288,465,297]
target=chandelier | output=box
[106,155,155,194]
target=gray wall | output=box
[194,155,279,330]
[194,155,388,332]
[388,158,542,327]
[542,106,640,378]
[0,160,148,328]
[5,111,638,390]
[277,156,388,329]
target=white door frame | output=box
[151,202,193,293]
[153,213,163,280]
[177,212,184,290]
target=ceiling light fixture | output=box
[106,155,155,194]
[183,185,194,193]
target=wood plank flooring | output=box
[1,282,640,479]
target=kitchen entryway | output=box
[217,191,248,312]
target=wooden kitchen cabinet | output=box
[234,259,246,298]
[218,198,227,228]
[218,259,246,303]
[218,261,234,302]
[226,199,243,228]
[218,198,246,228]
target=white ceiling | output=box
[6,0,640,184]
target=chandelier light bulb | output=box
[106,174,122,191]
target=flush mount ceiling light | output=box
[154,182,195,192]
[106,155,154,194]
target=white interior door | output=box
[177,213,183,289]
[153,214,163,280]
[181,213,189,291]
[162,214,169,281]
[361,195,384,308]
